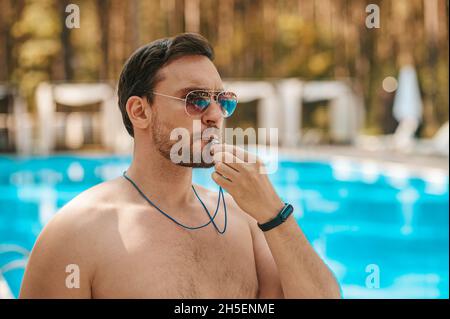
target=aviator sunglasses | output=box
[152,89,238,118]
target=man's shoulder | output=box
[60,178,121,214]
[64,177,125,208]
[19,178,128,297]
[45,177,128,242]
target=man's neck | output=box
[126,144,195,207]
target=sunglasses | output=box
[152,90,238,118]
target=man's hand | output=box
[211,144,284,223]
[211,143,341,298]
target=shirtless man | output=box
[19,33,340,299]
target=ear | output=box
[126,96,151,131]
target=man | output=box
[20,33,340,298]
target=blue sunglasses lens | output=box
[186,91,237,117]
[186,91,211,115]
[218,92,238,118]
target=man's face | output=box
[146,55,224,168]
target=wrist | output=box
[257,202,294,232]
[257,200,285,224]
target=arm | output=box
[260,213,340,298]
[212,145,341,299]
[247,214,284,298]
[19,207,95,298]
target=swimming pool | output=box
[0,155,448,298]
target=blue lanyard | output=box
[122,171,227,234]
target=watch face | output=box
[280,204,293,220]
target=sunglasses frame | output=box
[151,89,238,118]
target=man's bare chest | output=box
[92,213,259,298]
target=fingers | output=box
[211,144,264,190]
[211,144,258,163]
[211,171,232,189]
[214,161,238,182]
[213,151,243,171]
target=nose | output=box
[201,99,223,127]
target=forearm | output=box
[262,216,341,299]
[211,146,341,298]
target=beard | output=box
[151,111,217,168]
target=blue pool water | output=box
[0,155,448,298]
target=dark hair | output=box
[117,33,215,137]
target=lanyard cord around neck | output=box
[122,171,227,234]
[192,183,227,234]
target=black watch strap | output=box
[257,204,294,232]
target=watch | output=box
[257,203,294,232]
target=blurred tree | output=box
[11,0,61,108]
[59,0,73,80]
[1,0,448,136]
[97,0,110,80]
[0,0,15,82]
